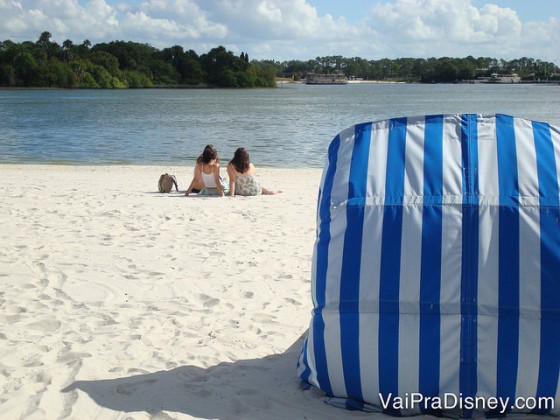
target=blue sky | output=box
[0,0,558,63]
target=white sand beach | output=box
[0,164,375,419]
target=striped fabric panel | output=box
[495,114,520,410]
[321,132,349,399]
[548,124,560,411]
[418,115,443,411]
[301,132,342,394]
[476,115,501,402]
[513,117,541,405]
[459,114,479,419]
[397,116,424,416]
[358,119,390,405]
[298,114,560,417]
[533,121,560,414]
[438,116,463,399]
[378,117,407,414]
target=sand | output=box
[0,164,375,419]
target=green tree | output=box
[14,49,40,86]
[200,46,250,86]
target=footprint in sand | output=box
[284,297,301,306]
[26,319,61,332]
[203,297,220,308]
[58,352,92,363]
[35,372,52,386]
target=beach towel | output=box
[298,114,560,418]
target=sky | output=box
[0,0,558,63]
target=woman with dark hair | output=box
[185,144,228,196]
[227,148,281,196]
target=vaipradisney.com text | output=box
[379,393,555,413]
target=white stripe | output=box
[365,119,391,199]
[514,117,542,398]
[441,115,464,199]
[359,122,388,404]
[307,326,318,385]
[438,115,463,395]
[329,126,355,208]
[476,115,500,397]
[552,125,560,205]
[310,245,319,309]
[397,209,422,414]
[397,120,423,408]
[322,126,353,398]
[403,117,425,197]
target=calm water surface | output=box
[1,84,558,167]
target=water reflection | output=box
[0,84,558,167]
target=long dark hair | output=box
[196,144,219,164]
[229,147,250,173]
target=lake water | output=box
[1,83,558,168]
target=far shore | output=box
[1,79,558,90]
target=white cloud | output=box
[370,0,522,43]
[115,0,228,47]
[0,0,119,42]
[365,0,551,58]
[0,0,557,62]
[202,0,360,40]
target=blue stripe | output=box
[533,121,560,414]
[378,117,407,415]
[298,336,311,383]
[419,115,443,408]
[309,135,340,395]
[300,186,325,384]
[340,123,372,400]
[459,114,479,415]
[495,114,520,409]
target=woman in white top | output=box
[185,144,227,196]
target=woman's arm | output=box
[227,164,236,197]
[214,165,224,197]
[185,163,202,196]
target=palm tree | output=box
[62,39,74,62]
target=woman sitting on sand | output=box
[185,144,228,196]
[227,148,281,196]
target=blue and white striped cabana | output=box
[298,114,560,417]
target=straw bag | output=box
[158,173,178,193]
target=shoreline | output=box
[0,162,325,169]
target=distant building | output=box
[305,72,348,85]
[473,73,521,84]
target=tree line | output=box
[273,55,559,83]
[0,32,276,88]
[0,32,557,88]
